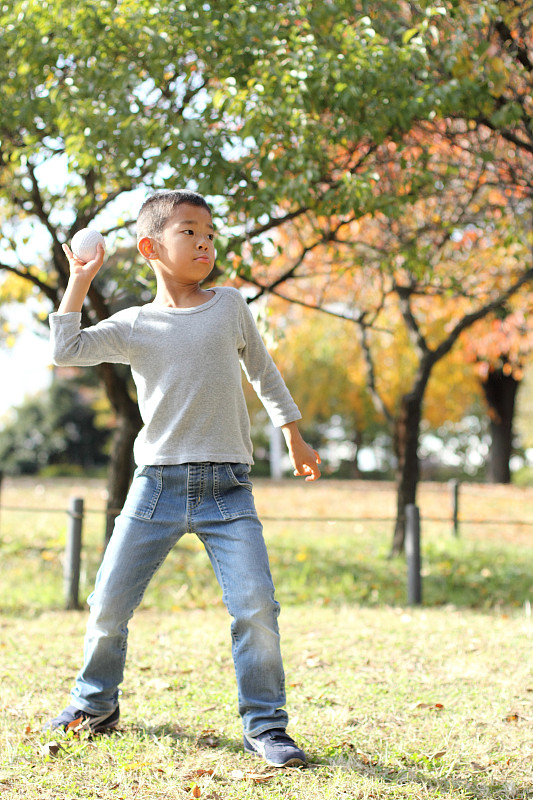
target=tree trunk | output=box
[96,363,142,548]
[351,428,363,478]
[481,367,520,484]
[391,391,422,556]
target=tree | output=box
[0,0,458,543]
[227,0,533,552]
[249,279,484,478]
[462,305,533,483]
[237,122,532,553]
[425,0,533,484]
[0,377,110,475]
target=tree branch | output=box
[0,262,58,306]
[358,315,394,425]
[431,265,533,364]
[395,284,429,357]
[494,18,533,73]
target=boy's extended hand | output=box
[282,421,321,482]
[62,242,105,283]
[57,243,105,314]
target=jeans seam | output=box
[125,465,164,520]
[199,533,245,712]
[215,464,256,520]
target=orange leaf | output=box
[246,771,279,782]
[505,712,520,723]
[187,769,214,778]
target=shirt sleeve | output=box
[49,308,138,367]
[237,295,302,427]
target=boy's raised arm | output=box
[57,243,105,314]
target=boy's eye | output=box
[181,229,214,239]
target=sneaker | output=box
[243,728,307,767]
[44,704,120,734]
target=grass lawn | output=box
[1,477,532,799]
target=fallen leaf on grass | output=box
[305,656,328,669]
[197,728,220,747]
[413,702,444,711]
[185,769,215,779]
[429,750,447,760]
[40,741,62,758]
[230,769,278,783]
[471,762,488,771]
[352,750,378,766]
[504,712,523,723]
[147,678,172,691]
[245,771,279,783]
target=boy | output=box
[46,190,321,768]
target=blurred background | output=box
[1,0,532,551]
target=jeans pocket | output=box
[225,463,253,493]
[215,464,256,520]
[122,465,163,520]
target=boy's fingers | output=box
[63,241,104,271]
[293,461,321,481]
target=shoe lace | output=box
[265,729,296,745]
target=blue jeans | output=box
[71,463,288,736]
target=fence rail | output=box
[3,505,533,526]
[2,477,533,609]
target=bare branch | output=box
[0,262,57,305]
[358,316,394,425]
[431,266,533,363]
[395,284,429,357]
[244,207,310,242]
[244,216,355,302]
[494,17,533,73]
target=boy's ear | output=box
[138,236,158,260]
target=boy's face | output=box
[139,203,216,283]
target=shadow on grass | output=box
[315,751,533,800]
[128,722,244,757]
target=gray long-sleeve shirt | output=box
[49,287,301,466]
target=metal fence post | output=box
[64,497,84,610]
[450,479,460,537]
[405,504,422,606]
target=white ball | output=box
[71,228,106,262]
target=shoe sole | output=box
[244,746,306,768]
[84,720,119,734]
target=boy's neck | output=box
[152,281,215,309]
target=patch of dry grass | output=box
[1,478,533,798]
[1,606,533,799]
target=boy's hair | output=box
[136,190,212,243]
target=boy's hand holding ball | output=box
[63,228,106,280]
[71,228,106,262]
